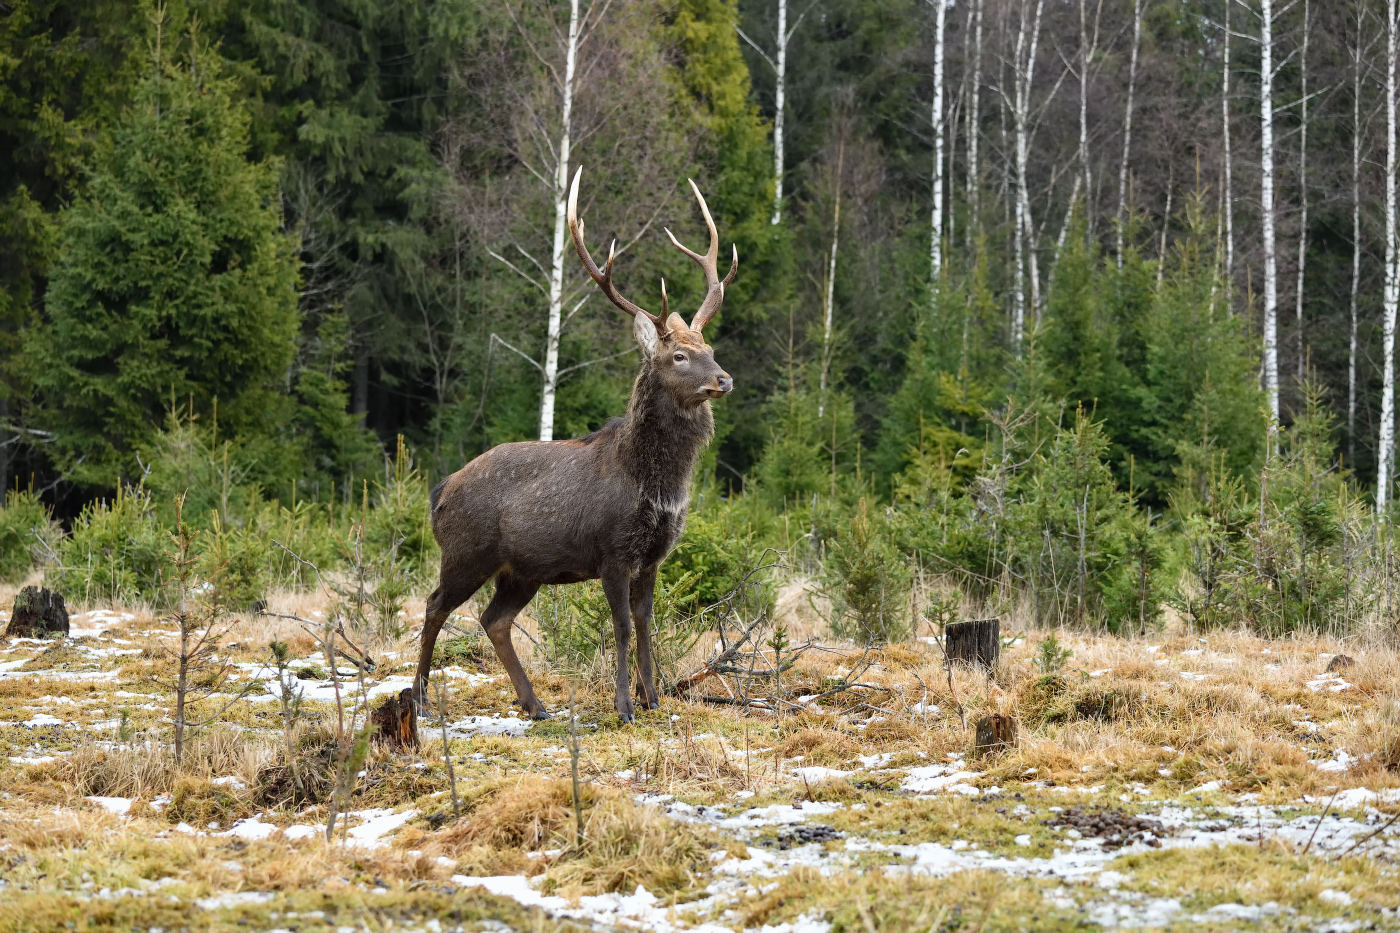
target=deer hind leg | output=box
[630,566,660,710]
[480,574,548,720]
[600,568,636,723]
[414,568,490,709]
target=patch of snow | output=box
[1318,889,1353,907]
[1187,781,1223,794]
[792,767,852,783]
[856,752,895,769]
[1306,675,1354,693]
[901,764,983,795]
[196,891,275,911]
[218,816,279,841]
[20,713,65,727]
[86,796,133,815]
[446,715,532,738]
[283,825,321,840]
[449,876,740,933]
[346,808,417,846]
[1314,749,1357,773]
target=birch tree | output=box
[1380,0,1398,510]
[1260,0,1280,428]
[1222,0,1235,315]
[494,0,584,442]
[966,0,984,244]
[1010,0,1047,346]
[1115,0,1143,268]
[736,0,813,226]
[1350,4,1367,464]
[930,0,948,286]
[819,128,847,416]
[489,0,674,443]
[1294,0,1311,388]
[1076,0,1102,229]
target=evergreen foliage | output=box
[29,11,301,488]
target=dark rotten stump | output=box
[371,688,419,751]
[973,713,1017,757]
[944,618,999,672]
[6,586,69,638]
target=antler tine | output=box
[663,178,738,332]
[567,167,662,325]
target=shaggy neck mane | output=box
[617,364,713,497]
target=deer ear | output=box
[633,312,660,358]
[665,312,689,336]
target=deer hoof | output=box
[615,700,635,723]
[530,707,552,721]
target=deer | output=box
[412,167,737,723]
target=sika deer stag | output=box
[413,168,737,723]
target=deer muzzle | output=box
[704,374,734,399]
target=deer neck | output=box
[618,367,713,500]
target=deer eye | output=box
[673,352,687,363]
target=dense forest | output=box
[2,0,1399,636]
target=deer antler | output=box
[665,179,739,332]
[567,167,664,331]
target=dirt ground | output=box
[0,579,1397,933]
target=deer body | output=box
[414,169,736,722]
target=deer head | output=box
[567,167,736,405]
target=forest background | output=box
[2,0,1397,640]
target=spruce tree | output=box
[30,11,300,488]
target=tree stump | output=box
[973,714,1017,757]
[6,586,69,638]
[944,618,999,672]
[371,688,419,751]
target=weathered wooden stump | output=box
[371,687,419,751]
[6,586,69,638]
[973,713,1018,757]
[945,618,999,672]
[1326,654,1355,673]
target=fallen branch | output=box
[696,695,774,711]
[1339,810,1400,858]
[255,608,376,672]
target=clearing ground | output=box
[0,582,1397,933]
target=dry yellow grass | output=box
[1,583,1397,932]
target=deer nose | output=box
[716,373,733,395]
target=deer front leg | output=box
[600,568,635,723]
[631,566,660,710]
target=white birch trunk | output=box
[772,0,788,224]
[538,0,580,443]
[1260,0,1279,429]
[1077,0,1094,222]
[1294,0,1310,388]
[1011,0,1045,346]
[1351,4,1364,464]
[1380,0,1399,510]
[931,0,947,288]
[1115,0,1143,269]
[819,136,846,417]
[1222,0,1234,315]
[967,0,984,244]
